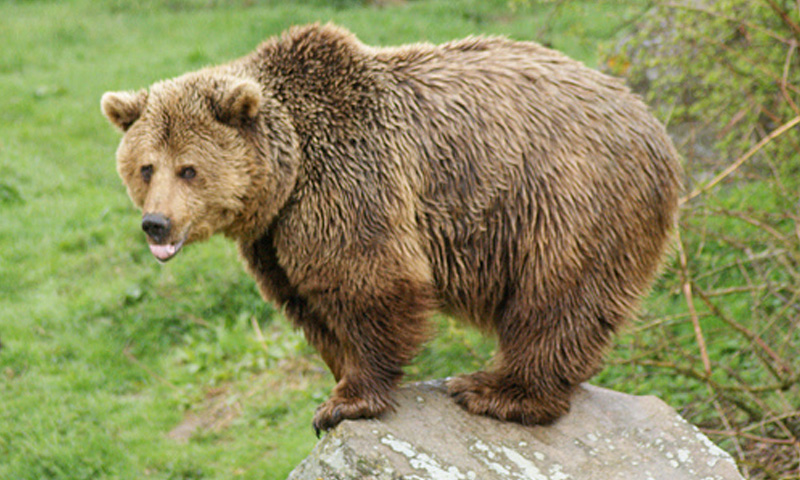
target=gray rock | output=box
[288,380,744,480]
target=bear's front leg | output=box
[312,369,397,434]
[303,278,432,435]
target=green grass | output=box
[1,1,649,478]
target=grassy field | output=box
[1,1,667,479]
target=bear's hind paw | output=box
[447,372,570,426]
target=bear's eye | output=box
[178,166,197,180]
[141,165,153,183]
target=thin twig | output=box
[630,311,706,331]
[711,391,748,468]
[763,0,800,40]
[781,39,800,115]
[702,428,800,446]
[682,116,800,203]
[185,314,211,328]
[636,359,764,419]
[685,248,781,283]
[741,411,800,434]
[699,32,800,95]
[755,105,800,159]
[676,229,712,377]
[712,208,792,248]
[693,286,794,378]
[250,316,270,353]
[703,283,785,298]
[659,0,792,45]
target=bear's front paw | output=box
[447,372,570,426]
[312,394,394,437]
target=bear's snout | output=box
[142,213,171,244]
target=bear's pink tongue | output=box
[150,244,178,261]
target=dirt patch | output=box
[167,355,330,442]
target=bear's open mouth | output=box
[148,234,186,262]
[149,241,183,262]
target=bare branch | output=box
[701,428,800,447]
[676,230,712,377]
[713,208,792,248]
[781,39,800,115]
[659,1,793,45]
[693,286,794,379]
[763,0,800,40]
[682,116,800,203]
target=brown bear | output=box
[101,23,681,434]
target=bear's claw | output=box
[311,393,394,435]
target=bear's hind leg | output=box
[448,295,618,425]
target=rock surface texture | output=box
[288,380,744,480]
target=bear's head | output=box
[102,73,298,261]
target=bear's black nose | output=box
[142,213,171,244]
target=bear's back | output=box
[378,35,680,321]
[244,25,680,323]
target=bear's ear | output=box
[101,90,148,131]
[216,79,263,126]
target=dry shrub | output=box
[600,1,800,478]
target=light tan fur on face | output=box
[104,73,298,249]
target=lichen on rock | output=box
[288,380,744,480]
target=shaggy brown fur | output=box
[102,23,681,433]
